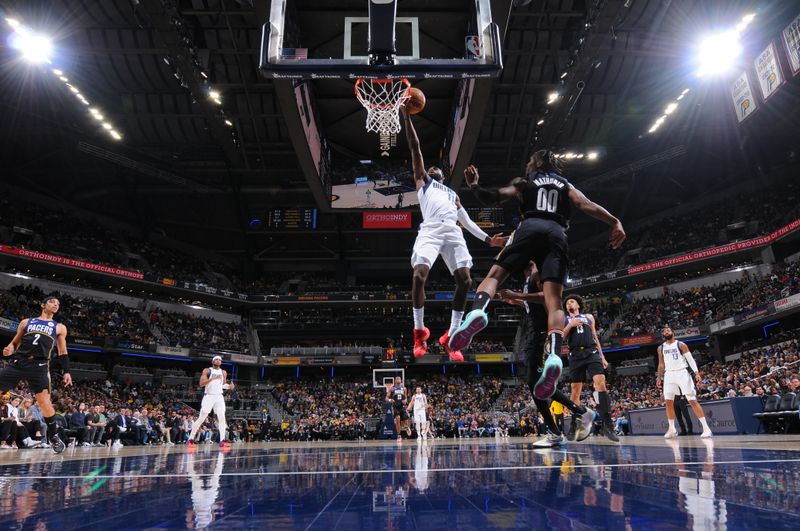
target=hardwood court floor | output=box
[1,434,799,529]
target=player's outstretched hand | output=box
[464,165,479,186]
[609,221,626,249]
[2,345,13,357]
[63,373,73,387]
[488,232,508,248]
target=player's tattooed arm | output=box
[568,185,626,249]
[656,346,665,385]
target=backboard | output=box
[260,0,503,80]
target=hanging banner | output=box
[782,11,800,76]
[753,42,785,100]
[730,71,758,123]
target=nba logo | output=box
[465,36,482,59]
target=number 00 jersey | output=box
[16,318,58,360]
[519,171,572,228]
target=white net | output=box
[354,78,411,135]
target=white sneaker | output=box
[112,440,123,449]
[533,433,565,448]
[700,430,713,438]
[664,429,678,439]
[82,442,92,447]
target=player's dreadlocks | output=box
[526,149,564,175]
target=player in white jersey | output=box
[400,107,507,362]
[656,327,713,438]
[406,386,429,440]
[188,355,235,448]
[187,449,225,528]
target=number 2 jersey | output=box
[519,171,572,228]
[16,318,58,360]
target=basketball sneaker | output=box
[601,422,619,442]
[50,434,66,454]
[532,353,562,400]
[219,440,231,449]
[413,327,430,358]
[533,433,565,448]
[438,330,464,362]
[700,429,713,438]
[187,439,197,452]
[575,408,596,442]
[664,428,678,439]
[448,309,488,351]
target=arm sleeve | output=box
[681,345,699,373]
[470,184,500,205]
[457,207,490,242]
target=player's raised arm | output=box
[567,185,626,249]
[400,106,427,188]
[3,319,28,356]
[464,165,522,205]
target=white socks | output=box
[449,310,464,336]
[668,418,676,431]
[413,307,425,330]
[699,417,710,431]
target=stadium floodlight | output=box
[91,113,104,121]
[208,90,220,99]
[587,151,598,160]
[536,119,544,125]
[52,68,62,76]
[109,130,122,140]
[664,103,678,115]
[5,18,21,29]
[101,122,112,130]
[224,119,233,126]
[696,31,741,76]
[547,92,560,104]
[9,28,53,63]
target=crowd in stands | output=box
[610,260,800,339]
[149,310,249,353]
[568,179,798,279]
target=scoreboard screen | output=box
[464,207,504,229]
[267,208,318,230]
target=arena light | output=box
[547,91,560,104]
[736,13,756,33]
[536,119,545,125]
[52,68,63,76]
[696,31,741,77]
[109,130,122,140]
[5,17,21,29]
[101,122,112,130]
[664,103,678,115]
[9,28,53,64]
[224,119,233,126]
[587,151,598,160]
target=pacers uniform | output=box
[566,314,604,383]
[412,392,427,425]
[0,318,57,393]
[662,340,696,400]
[391,385,409,421]
[494,171,571,282]
[411,179,472,274]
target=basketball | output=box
[406,87,426,115]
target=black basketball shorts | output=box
[494,218,568,283]
[0,358,52,394]
[568,350,605,383]
[392,404,409,420]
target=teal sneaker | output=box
[448,309,488,351]
[533,353,562,400]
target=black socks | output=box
[472,291,491,312]
[598,391,612,424]
[552,390,587,417]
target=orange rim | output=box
[354,78,411,109]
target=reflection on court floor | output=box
[0,435,799,529]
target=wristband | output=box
[60,355,70,373]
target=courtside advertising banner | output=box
[730,71,758,122]
[782,11,800,76]
[754,42,785,100]
[362,211,412,229]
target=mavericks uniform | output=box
[566,314,603,383]
[662,341,696,400]
[391,385,409,421]
[412,393,427,425]
[0,318,57,394]
[494,171,571,282]
[200,367,227,418]
[411,179,472,274]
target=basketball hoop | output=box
[354,78,411,135]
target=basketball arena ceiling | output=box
[1,0,798,261]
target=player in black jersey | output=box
[499,262,595,447]
[563,295,618,442]
[1,295,72,453]
[449,151,625,401]
[386,376,411,441]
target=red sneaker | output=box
[413,327,430,358]
[438,330,464,362]
[186,439,196,452]
[219,440,231,450]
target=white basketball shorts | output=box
[411,221,472,274]
[413,409,427,425]
[663,370,696,401]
